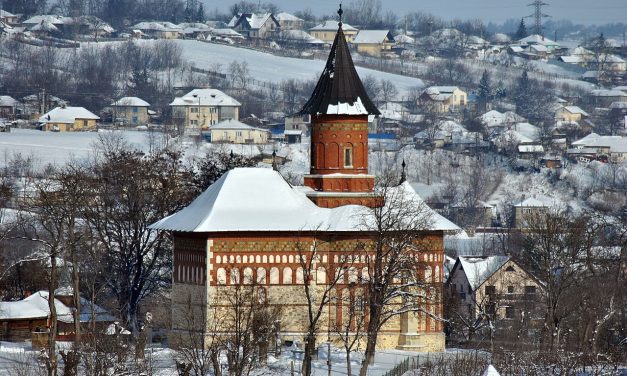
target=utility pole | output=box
[525,0,550,36]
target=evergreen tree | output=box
[184,0,194,22]
[477,69,492,111]
[515,18,528,40]
[196,3,206,22]
[513,69,531,114]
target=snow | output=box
[0,129,152,168]
[210,119,267,131]
[481,364,501,376]
[112,96,150,107]
[326,97,368,115]
[275,12,303,22]
[0,291,73,323]
[310,20,357,31]
[150,167,459,233]
[170,88,240,107]
[353,30,391,44]
[39,106,99,124]
[514,197,549,207]
[457,256,510,290]
[0,95,17,107]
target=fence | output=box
[381,351,489,376]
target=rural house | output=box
[38,106,99,132]
[352,30,395,57]
[309,20,358,43]
[229,13,280,39]
[207,119,270,144]
[111,96,151,126]
[420,86,468,113]
[170,89,241,135]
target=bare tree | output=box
[358,174,436,376]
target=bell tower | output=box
[299,7,381,208]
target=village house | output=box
[229,13,280,39]
[0,290,117,344]
[111,96,151,126]
[352,30,395,57]
[150,21,459,352]
[309,20,358,43]
[446,256,544,342]
[131,21,182,39]
[568,133,627,163]
[38,106,99,132]
[169,89,241,135]
[512,197,549,228]
[419,86,468,113]
[0,9,19,26]
[275,12,304,30]
[554,105,589,123]
[207,119,270,144]
[0,95,18,118]
[590,89,627,107]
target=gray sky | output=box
[201,0,627,25]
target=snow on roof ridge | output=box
[150,168,459,233]
[459,255,510,290]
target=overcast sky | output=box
[201,0,627,25]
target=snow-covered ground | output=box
[0,341,449,376]
[80,40,425,97]
[0,129,154,168]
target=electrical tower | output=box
[525,0,550,36]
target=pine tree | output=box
[515,18,528,40]
[196,3,206,22]
[478,69,492,111]
[513,69,531,116]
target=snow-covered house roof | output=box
[22,15,72,26]
[613,86,627,93]
[560,106,589,117]
[514,197,548,207]
[0,291,116,324]
[310,20,357,32]
[0,9,16,18]
[210,119,268,132]
[30,19,59,32]
[132,21,182,32]
[518,144,544,153]
[0,95,18,107]
[518,34,559,47]
[39,106,100,124]
[210,28,245,38]
[513,122,539,140]
[353,30,394,44]
[571,134,627,154]
[279,29,324,44]
[275,12,303,22]
[422,86,462,101]
[454,256,510,290]
[231,12,278,31]
[591,89,627,98]
[479,110,524,127]
[112,97,150,107]
[609,101,627,109]
[170,89,241,107]
[149,168,459,233]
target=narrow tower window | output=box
[344,148,353,167]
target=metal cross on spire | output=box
[337,3,343,27]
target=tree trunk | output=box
[302,333,316,376]
[359,333,377,376]
[47,252,58,376]
[211,349,222,376]
[346,348,352,376]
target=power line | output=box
[525,0,551,36]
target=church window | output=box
[215,256,221,264]
[257,268,266,284]
[288,255,294,263]
[243,267,253,284]
[230,268,240,285]
[296,267,305,284]
[424,265,432,282]
[242,255,248,263]
[316,267,327,284]
[256,255,261,263]
[344,147,353,167]
[282,268,293,284]
[270,267,279,284]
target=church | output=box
[150,17,458,352]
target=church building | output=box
[151,18,458,352]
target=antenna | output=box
[525,0,550,36]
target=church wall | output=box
[171,232,445,351]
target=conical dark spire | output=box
[298,21,380,116]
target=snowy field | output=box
[82,40,426,97]
[0,129,154,168]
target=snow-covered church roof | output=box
[149,168,458,233]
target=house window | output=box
[505,306,514,319]
[525,286,537,294]
[223,131,228,139]
[459,292,466,300]
[132,107,138,113]
[236,131,242,137]
[507,286,514,294]
[485,285,496,295]
[506,266,515,272]
[83,120,88,127]
[344,148,353,167]
[190,120,198,126]
[467,284,472,294]
[190,107,199,113]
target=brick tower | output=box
[299,11,381,208]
